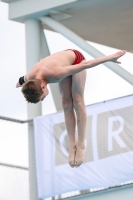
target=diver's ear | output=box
[41,86,45,92]
[41,83,47,92]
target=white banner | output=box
[34,95,133,199]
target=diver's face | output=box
[41,86,49,101]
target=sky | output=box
[0,2,133,120]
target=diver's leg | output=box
[72,69,87,167]
[59,76,76,168]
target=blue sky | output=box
[0,2,133,120]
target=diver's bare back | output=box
[27,50,75,83]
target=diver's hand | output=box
[109,50,126,64]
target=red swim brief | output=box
[65,49,85,65]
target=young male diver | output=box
[16,49,126,168]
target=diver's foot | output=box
[69,145,76,168]
[75,143,86,168]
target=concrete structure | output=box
[2,0,133,199]
[2,0,133,52]
[25,19,42,119]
